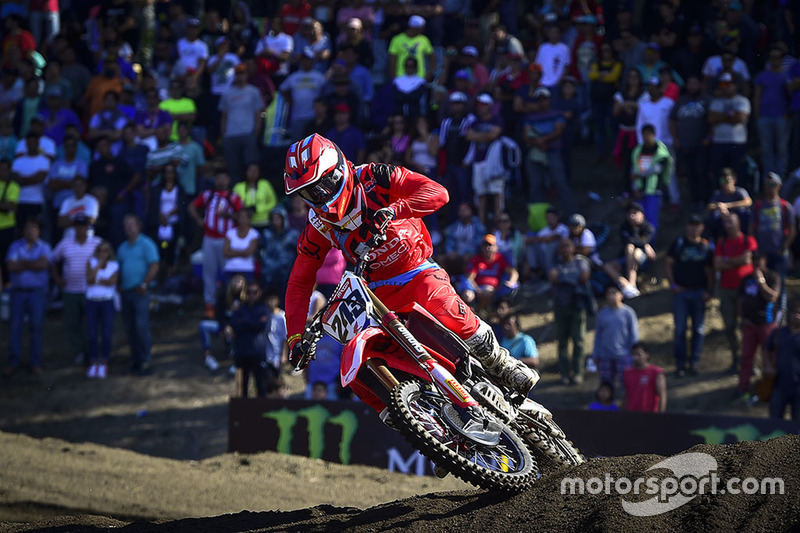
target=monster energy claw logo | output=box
[262,405,358,465]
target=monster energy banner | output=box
[229,399,799,475]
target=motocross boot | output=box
[465,321,540,395]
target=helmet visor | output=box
[298,165,345,207]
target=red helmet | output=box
[284,134,356,223]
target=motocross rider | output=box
[284,133,539,400]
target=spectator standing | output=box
[750,173,796,315]
[548,238,591,385]
[223,208,259,283]
[441,202,486,275]
[588,42,623,160]
[84,241,119,379]
[255,17,294,83]
[47,135,88,237]
[89,136,135,248]
[176,18,209,81]
[715,213,758,374]
[492,211,524,270]
[666,214,714,377]
[438,92,475,212]
[87,91,128,143]
[135,89,172,150]
[145,123,186,186]
[535,23,570,90]
[117,215,159,375]
[591,284,639,390]
[159,80,197,142]
[567,213,603,268]
[219,64,263,182]
[207,37,240,134]
[789,57,800,172]
[465,94,503,225]
[736,253,780,398]
[525,206,568,281]
[706,167,752,241]
[229,280,270,398]
[708,72,751,190]
[11,132,50,234]
[3,218,50,376]
[175,122,205,198]
[199,275,245,373]
[392,57,427,118]
[260,206,300,291]
[39,87,81,146]
[612,69,643,186]
[188,169,242,319]
[766,300,800,422]
[623,342,667,412]
[669,76,710,209]
[15,118,57,162]
[146,163,184,281]
[0,158,19,286]
[263,290,288,393]
[388,16,435,80]
[754,46,790,179]
[636,77,678,209]
[523,87,575,217]
[50,214,101,365]
[280,48,326,140]
[232,163,277,230]
[500,315,539,370]
[630,124,673,240]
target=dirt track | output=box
[3,432,798,532]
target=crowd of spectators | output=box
[0,0,799,418]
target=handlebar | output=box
[353,217,392,277]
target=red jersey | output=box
[192,190,243,238]
[714,233,757,290]
[623,364,664,412]
[280,2,311,35]
[2,31,36,57]
[468,252,509,288]
[285,163,448,338]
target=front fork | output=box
[364,286,479,409]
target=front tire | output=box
[389,380,537,492]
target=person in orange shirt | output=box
[81,58,122,120]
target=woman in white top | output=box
[222,207,259,284]
[85,241,119,379]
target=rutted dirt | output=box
[2,432,798,532]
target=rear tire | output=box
[389,380,536,492]
[515,413,584,474]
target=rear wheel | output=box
[389,380,537,492]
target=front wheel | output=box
[515,412,584,474]
[389,380,537,492]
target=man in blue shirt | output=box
[325,103,365,164]
[117,214,159,375]
[500,315,539,370]
[4,217,51,376]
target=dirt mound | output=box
[5,434,799,532]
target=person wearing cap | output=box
[754,45,790,180]
[460,234,519,315]
[280,47,326,140]
[388,15,434,80]
[57,174,98,239]
[451,45,489,92]
[177,18,209,80]
[439,93,476,212]
[0,158,20,287]
[255,17,294,81]
[548,237,591,385]
[535,24,570,89]
[51,212,102,366]
[666,214,714,377]
[338,17,374,70]
[706,167,752,240]
[630,123,673,239]
[219,63,263,182]
[466,93,504,224]
[635,41,683,89]
[525,206,569,281]
[325,102,365,165]
[207,36,241,100]
[523,86,576,216]
[604,202,655,300]
[3,217,51,377]
[750,172,795,315]
[708,70,751,190]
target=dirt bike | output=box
[294,227,584,492]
